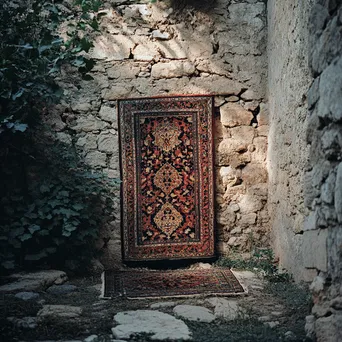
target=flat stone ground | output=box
[0,269,311,342]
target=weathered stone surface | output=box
[150,301,176,309]
[315,315,342,342]
[71,116,108,132]
[84,335,99,342]
[37,305,82,321]
[133,43,158,61]
[305,315,316,339]
[334,162,342,223]
[7,316,37,329]
[0,270,67,293]
[99,105,116,124]
[112,310,192,340]
[303,230,328,272]
[239,213,257,226]
[14,292,39,301]
[76,134,97,151]
[251,137,267,163]
[220,103,253,127]
[91,35,134,60]
[152,30,170,40]
[173,305,215,323]
[84,151,107,167]
[238,194,264,214]
[102,85,133,100]
[46,284,77,295]
[196,59,231,77]
[205,298,240,320]
[97,133,118,154]
[241,163,267,185]
[107,64,140,79]
[71,102,92,113]
[155,40,187,59]
[151,61,196,79]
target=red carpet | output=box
[102,268,246,299]
[118,96,215,262]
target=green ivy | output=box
[0,0,102,132]
[0,0,122,273]
[0,132,120,271]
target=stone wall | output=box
[304,1,342,341]
[49,0,269,267]
[267,0,314,281]
[268,0,342,340]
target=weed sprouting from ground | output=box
[215,248,292,283]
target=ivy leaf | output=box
[13,123,28,132]
[19,233,32,242]
[38,45,52,54]
[1,260,15,269]
[40,184,50,193]
[12,88,25,100]
[72,203,84,211]
[28,224,40,234]
[80,37,93,53]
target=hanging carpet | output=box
[102,268,246,299]
[118,96,215,262]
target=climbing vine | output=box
[0,0,120,272]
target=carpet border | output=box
[117,95,216,262]
[100,268,249,300]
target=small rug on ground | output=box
[102,268,246,299]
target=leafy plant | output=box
[0,132,120,272]
[216,248,292,282]
[0,0,102,133]
[0,0,121,273]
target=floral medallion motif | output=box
[154,202,183,239]
[118,96,215,261]
[154,163,181,195]
[153,120,181,152]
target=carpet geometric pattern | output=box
[118,96,215,262]
[103,268,246,299]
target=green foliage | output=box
[216,248,293,282]
[0,0,102,132]
[0,0,121,273]
[0,132,120,272]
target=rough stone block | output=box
[317,56,342,122]
[133,42,158,61]
[220,103,253,127]
[251,136,267,163]
[102,85,133,100]
[91,35,133,60]
[238,194,264,214]
[302,229,328,272]
[107,64,141,79]
[99,105,116,125]
[84,151,107,168]
[151,61,196,79]
[76,134,97,151]
[315,315,342,342]
[154,40,187,59]
[335,162,342,223]
[241,163,267,185]
[71,116,108,132]
[97,133,118,154]
[239,213,257,226]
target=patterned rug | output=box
[118,96,215,262]
[102,268,246,299]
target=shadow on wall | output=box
[28,0,270,269]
